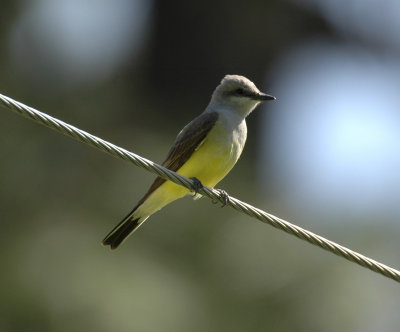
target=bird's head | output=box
[210,75,275,117]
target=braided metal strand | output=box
[1,92,399,283]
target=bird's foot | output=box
[213,189,230,207]
[190,177,204,196]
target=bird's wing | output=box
[163,111,219,170]
[137,111,219,204]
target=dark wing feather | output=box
[137,111,218,205]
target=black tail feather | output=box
[102,206,143,249]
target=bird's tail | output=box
[102,206,149,250]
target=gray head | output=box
[210,74,275,117]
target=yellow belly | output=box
[137,119,246,216]
[178,124,242,187]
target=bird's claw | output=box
[213,189,230,207]
[190,177,204,196]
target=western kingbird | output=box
[102,74,275,249]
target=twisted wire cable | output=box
[1,92,399,283]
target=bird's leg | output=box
[190,177,204,196]
[213,189,230,207]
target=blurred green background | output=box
[1,0,400,331]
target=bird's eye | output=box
[235,88,244,95]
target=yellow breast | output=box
[176,117,247,188]
[136,116,247,216]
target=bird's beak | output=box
[255,92,276,101]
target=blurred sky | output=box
[258,0,400,233]
[9,0,152,88]
[1,0,400,331]
[262,43,400,224]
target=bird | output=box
[102,74,275,249]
